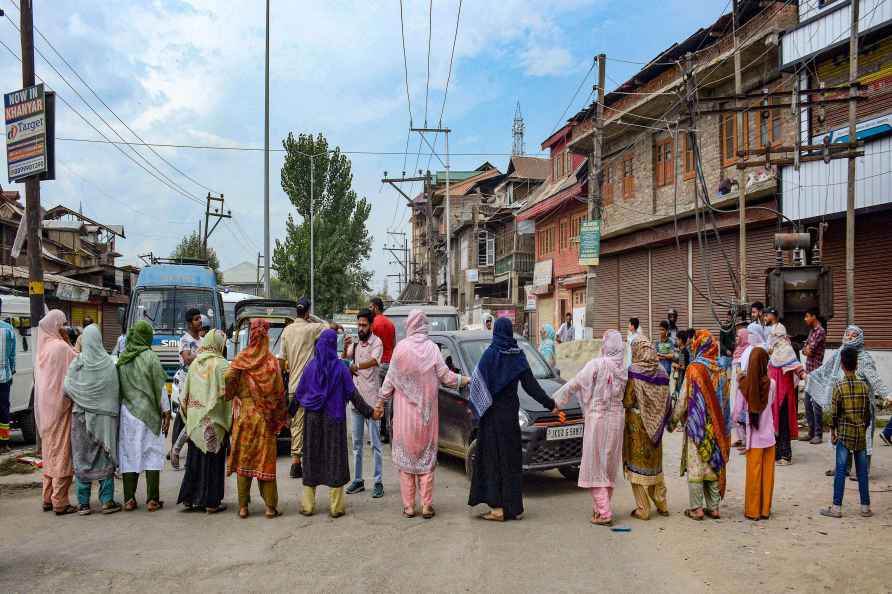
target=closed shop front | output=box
[592,255,619,336]
[692,231,739,335]
[618,249,650,337]
[651,242,689,331]
[536,294,555,339]
[102,302,123,353]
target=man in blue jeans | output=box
[343,309,384,498]
[820,348,872,518]
[0,298,16,452]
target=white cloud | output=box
[520,45,574,76]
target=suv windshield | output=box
[390,314,458,340]
[459,339,553,380]
[132,288,216,334]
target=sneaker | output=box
[101,501,122,515]
[809,436,823,445]
[819,506,842,518]
[372,482,384,498]
[345,480,365,495]
[77,504,92,516]
[289,462,303,479]
[797,434,813,442]
[879,433,892,447]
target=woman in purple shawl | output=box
[294,329,378,518]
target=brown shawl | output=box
[628,337,671,445]
[741,347,770,413]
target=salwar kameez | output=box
[623,393,668,519]
[71,411,116,506]
[177,437,229,509]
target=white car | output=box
[4,293,37,443]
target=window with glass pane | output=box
[173,289,216,333]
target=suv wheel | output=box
[19,390,37,444]
[558,466,579,481]
[464,438,478,481]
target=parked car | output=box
[384,304,460,341]
[4,293,36,443]
[427,330,583,480]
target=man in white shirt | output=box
[557,312,575,343]
[170,308,203,460]
[343,309,385,498]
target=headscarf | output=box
[682,330,730,496]
[539,324,556,361]
[732,328,750,365]
[117,320,167,435]
[225,318,287,434]
[627,337,671,445]
[295,329,356,421]
[381,309,443,424]
[63,324,120,463]
[470,318,530,419]
[740,322,769,374]
[35,310,77,437]
[181,329,231,453]
[807,325,889,409]
[768,323,801,372]
[741,347,770,415]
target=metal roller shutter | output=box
[692,229,739,335]
[651,243,690,331]
[745,224,778,308]
[619,249,650,338]
[102,303,122,353]
[592,256,619,337]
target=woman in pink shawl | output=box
[35,310,78,515]
[553,329,628,526]
[729,325,751,450]
[376,310,469,519]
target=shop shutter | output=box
[619,249,650,337]
[651,242,689,330]
[692,229,739,335]
[745,224,778,308]
[102,303,122,353]
[592,255,619,336]
[69,304,100,330]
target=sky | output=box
[0,0,732,295]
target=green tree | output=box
[273,132,373,317]
[171,231,221,280]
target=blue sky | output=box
[0,0,730,293]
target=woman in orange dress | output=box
[225,319,288,518]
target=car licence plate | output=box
[546,424,583,441]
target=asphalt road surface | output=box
[2,429,891,593]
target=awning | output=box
[517,181,584,222]
[559,273,587,288]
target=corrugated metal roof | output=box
[507,156,551,181]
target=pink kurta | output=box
[553,331,628,489]
[742,379,777,450]
[35,311,77,478]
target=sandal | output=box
[147,500,164,512]
[684,508,704,521]
[402,507,416,518]
[422,506,436,519]
[657,509,670,517]
[630,510,648,521]
[239,507,249,519]
[123,499,138,512]
[42,502,53,512]
[590,515,613,526]
[480,511,504,522]
[101,501,122,515]
[705,509,721,519]
[206,503,228,515]
[265,508,282,519]
[55,504,78,516]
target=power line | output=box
[549,58,597,137]
[398,0,413,126]
[424,0,432,126]
[425,0,463,173]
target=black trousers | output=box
[775,398,792,461]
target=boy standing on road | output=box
[343,309,385,498]
[820,348,873,518]
[655,320,674,377]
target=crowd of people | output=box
[23,297,891,525]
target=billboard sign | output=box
[578,220,601,266]
[5,84,47,182]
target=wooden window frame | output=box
[654,138,674,188]
[622,153,634,199]
[756,99,782,149]
[601,163,614,205]
[721,111,751,167]
[683,133,695,180]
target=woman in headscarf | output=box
[808,325,890,474]
[468,318,558,522]
[671,330,730,521]
[64,324,121,515]
[739,347,777,520]
[552,330,627,526]
[538,324,557,368]
[768,324,804,466]
[295,329,378,518]
[117,320,170,512]
[729,325,751,449]
[225,319,287,519]
[622,337,671,521]
[177,329,231,513]
[36,310,78,515]
[376,310,469,519]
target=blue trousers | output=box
[77,478,114,506]
[351,407,382,484]
[833,442,869,507]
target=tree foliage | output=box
[273,132,373,317]
[171,230,221,274]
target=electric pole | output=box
[382,171,435,302]
[19,1,44,326]
[733,0,747,308]
[845,0,859,325]
[263,0,271,298]
[585,54,606,330]
[385,231,409,298]
[411,127,451,305]
[202,193,231,259]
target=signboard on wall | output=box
[578,220,601,266]
[532,259,552,292]
[496,309,515,323]
[525,285,536,311]
[5,84,48,182]
[466,268,478,283]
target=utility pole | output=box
[382,171,434,301]
[585,54,606,330]
[411,127,451,305]
[845,0,859,325]
[732,0,747,308]
[262,0,271,298]
[19,1,44,327]
[385,231,409,298]
[202,193,231,259]
[310,155,315,314]
[256,251,261,294]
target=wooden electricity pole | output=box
[585,54,606,331]
[732,0,747,307]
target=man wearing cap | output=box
[764,307,779,328]
[666,309,680,344]
[279,297,338,479]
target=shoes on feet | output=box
[77,504,92,516]
[289,462,303,479]
[372,483,384,498]
[345,480,365,495]
[101,501,122,515]
[809,436,823,445]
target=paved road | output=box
[2,429,891,593]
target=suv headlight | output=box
[518,409,532,428]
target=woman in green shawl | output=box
[117,320,170,512]
[176,329,232,513]
[64,324,122,515]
